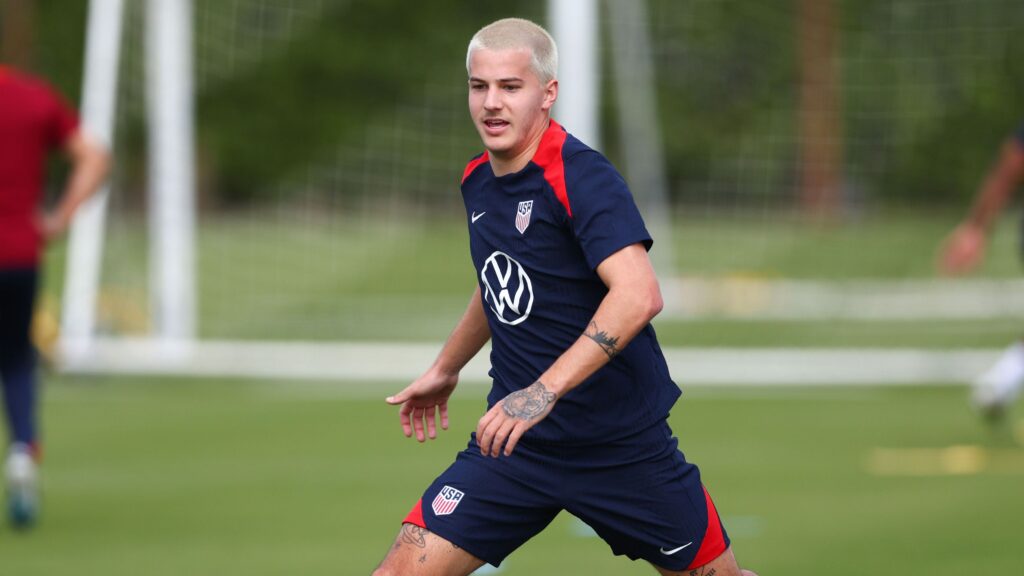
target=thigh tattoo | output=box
[400,524,430,548]
[397,524,462,552]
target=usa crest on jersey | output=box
[515,200,533,234]
[431,485,465,516]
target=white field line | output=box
[57,338,999,385]
[660,277,1024,320]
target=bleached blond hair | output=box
[466,18,558,84]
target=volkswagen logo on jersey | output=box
[481,251,534,325]
[515,200,533,234]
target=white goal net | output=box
[54,0,1024,383]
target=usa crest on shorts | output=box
[515,200,533,234]
[431,485,465,516]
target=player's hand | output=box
[939,222,986,275]
[386,368,458,442]
[36,212,66,242]
[476,380,557,457]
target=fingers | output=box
[399,404,413,438]
[405,405,446,442]
[504,424,527,456]
[476,405,525,457]
[489,420,517,457]
[412,406,426,442]
[389,384,445,441]
[439,402,449,431]
[476,405,498,454]
[425,405,437,439]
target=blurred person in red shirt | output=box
[0,64,109,528]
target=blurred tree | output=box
[1,0,35,69]
[797,0,842,219]
[22,0,1024,210]
[197,0,542,205]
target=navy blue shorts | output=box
[403,422,730,570]
[0,268,38,366]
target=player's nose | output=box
[484,87,503,109]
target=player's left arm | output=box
[475,242,662,457]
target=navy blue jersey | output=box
[461,120,681,445]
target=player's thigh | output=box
[374,522,484,576]
[568,432,729,571]
[404,439,561,567]
[651,546,756,576]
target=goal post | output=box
[605,0,677,307]
[549,0,600,150]
[62,0,197,363]
[61,0,125,362]
[145,0,197,347]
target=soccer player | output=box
[0,64,110,527]
[374,19,757,576]
[939,123,1024,416]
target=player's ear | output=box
[541,79,558,111]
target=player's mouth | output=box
[482,118,510,135]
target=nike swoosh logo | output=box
[471,211,486,223]
[659,542,693,555]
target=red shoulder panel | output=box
[461,152,490,184]
[531,120,572,217]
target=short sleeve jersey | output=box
[461,120,681,446]
[0,67,79,267]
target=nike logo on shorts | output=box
[660,542,693,555]
[471,211,486,223]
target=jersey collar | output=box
[531,119,565,162]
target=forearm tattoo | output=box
[502,381,556,420]
[688,568,716,576]
[585,321,621,359]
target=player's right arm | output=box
[385,285,490,442]
[40,130,111,240]
[940,135,1024,275]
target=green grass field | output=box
[16,210,1024,573]
[0,375,1021,575]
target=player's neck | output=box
[488,118,550,177]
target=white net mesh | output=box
[85,0,1024,356]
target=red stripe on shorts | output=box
[403,498,426,528]
[686,486,728,570]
